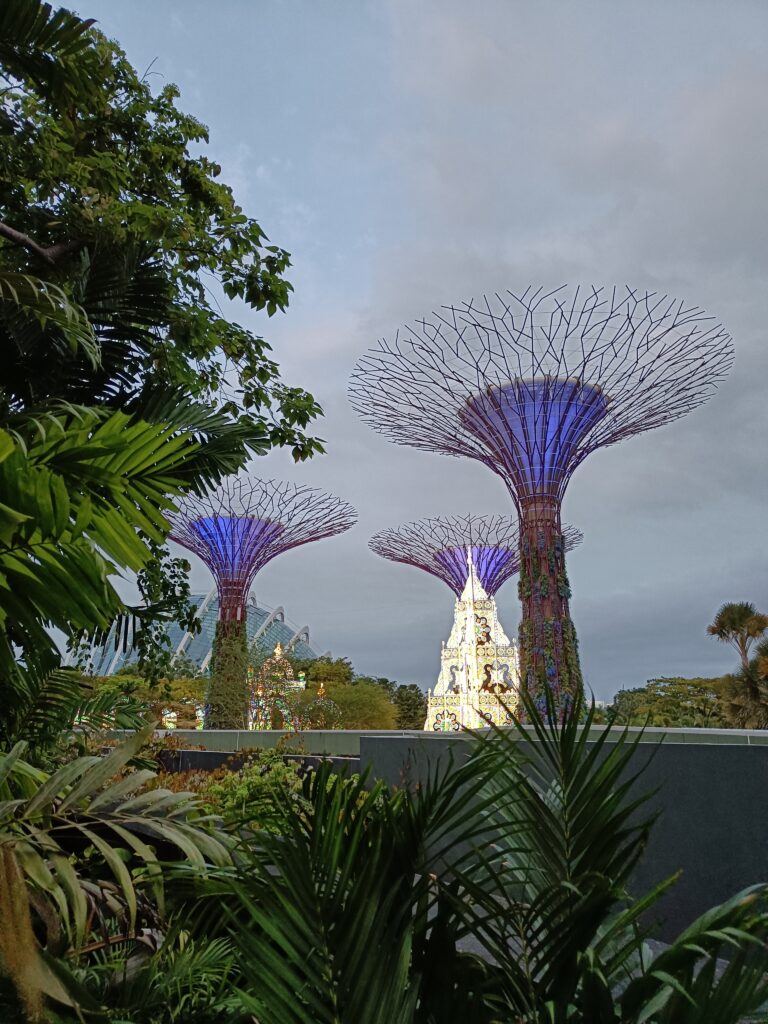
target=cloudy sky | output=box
[86,0,768,699]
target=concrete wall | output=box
[139,725,768,940]
[149,728,411,756]
[358,730,768,941]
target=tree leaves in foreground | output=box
[187,690,768,1024]
[0,727,231,1021]
[0,403,204,740]
[0,0,323,459]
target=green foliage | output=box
[290,656,425,729]
[0,728,231,1016]
[0,404,209,741]
[354,673,397,697]
[198,748,307,833]
[292,656,355,687]
[89,672,206,730]
[185,689,768,1023]
[707,601,768,672]
[612,606,768,732]
[131,543,201,687]
[0,0,323,460]
[704,603,768,728]
[61,929,247,1024]
[324,681,398,729]
[207,624,249,730]
[721,640,768,729]
[393,683,428,729]
[608,677,732,728]
[0,0,98,111]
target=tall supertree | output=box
[169,477,356,727]
[350,286,733,710]
[370,514,582,598]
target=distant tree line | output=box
[100,650,428,731]
[290,655,428,729]
[606,601,768,729]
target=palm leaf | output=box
[0,0,98,108]
[0,728,231,958]
[0,272,100,368]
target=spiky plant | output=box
[707,601,768,674]
[187,689,768,1023]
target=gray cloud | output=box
[90,0,768,698]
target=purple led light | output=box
[460,378,608,496]
[189,516,284,575]
[369,515,583,599]
[168,478,357,620]
[434,544,519,597]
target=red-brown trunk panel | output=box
[517,497,582,714]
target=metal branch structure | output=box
[168,477,357,726]
[370,514,583,598]
[350,285,733,710]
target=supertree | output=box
[169,477,356,728]
[350,286,733,711]
[370,514,582,598]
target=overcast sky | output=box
[85,0,768,699]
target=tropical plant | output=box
[186,689,768,1023]
[393,683,428,729]
[0,726,231,1020]
[0,0,99,111]
[720,639,768,729]
[608,677,730,728]
[707,601,768,674]
[56,928,248,1024]
[0,402,215,745]
[197,747,308,833]
[0,0,323,460]
[323,680,398,729]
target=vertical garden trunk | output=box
[205,615,249,729]
[517,497,582,714]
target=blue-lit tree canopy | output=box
[460,379,608,501]
[168,477,356,727]
[370,514,582,598]
[170,478,357,624]
[351,285,733,709]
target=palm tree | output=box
[707,601,768,673]
[183,690,768,1024]
[721,638,768,729]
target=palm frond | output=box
[0,271,100,368]
[9,668,149,751]
[1,727,231,958]
[621,886,768,1022]
[0,0,98,108]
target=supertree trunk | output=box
[205,616,249,729]
[517,497,582,714]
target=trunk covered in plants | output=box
[206,617,249,728]
[517,497,582,713]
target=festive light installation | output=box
[369,514,583,597]
[169,477,357,727]
[350,286,733,710]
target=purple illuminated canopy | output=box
[189,516,284,577]
[434,544,518,596]
[369,514,583,597]
[460,378,608,498]
[350,286,733,504]
[169,478,357,615]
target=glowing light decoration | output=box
[351,286,733,710]
[370,514,582,597]
[168,477,357,727]
[460,379,608,499]
[187,517,284,622]
[170,478,357,626]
